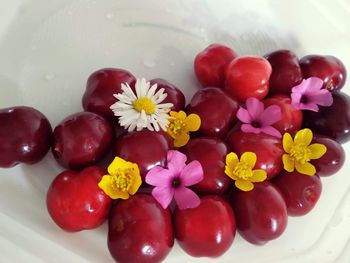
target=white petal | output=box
[156,103,173,110]
[122,83,137,100]
[140,78,149,97]
[147,83,158,98]
[128,122,137,132]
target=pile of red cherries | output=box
[0,43,349,263]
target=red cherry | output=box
[224,56,271,101]
[150,79,186,111]
[264,49,302,94]
[186,87,239,138]
[226,130,283,179]
[311,135,345,177]
[0,106,52,168]
[82,68,136,120]
[272,171,322,217]
[229,181,288,245]
[263,95,303,134]
[108,194,173,263]
[174,195,236,258]
[46,166,112,232]
[300,55,346,91]
[181,137,231,195]
[194,44,237,87]
[52,112,113,170]
[114,130,169,180]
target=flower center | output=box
[233,162,253,180]
[172,177,181,188]
[133,97,156,115]
[169,119,185,135]
[290,144,311,163]
[111,169,134,191]
[251,121,261,128]
[300,95,309,104]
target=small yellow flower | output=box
[282,128,327,176]
[167,111,201,147]
[224,152,267,192]
[98,157,142,199]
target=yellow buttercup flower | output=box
[98,157,142,199]
[167,111,201,147]
[282,128,327,176]
[224,152,267,192]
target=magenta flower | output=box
[145,150,203,210]
[291,77,333,112]
[237,97,282,138]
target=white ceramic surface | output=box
[0,0,349,262]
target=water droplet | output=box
[143,59,156,68]
[44,73,55,81]
[106,13,114,19]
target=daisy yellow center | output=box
[133,97,156,115]
[233,162,253,180]
[290,144,311,164]
[169,119,185,135]
[111,169,134,192]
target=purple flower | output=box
[145,150,203,210]
[237,97,282,138]
[291,77,333,112]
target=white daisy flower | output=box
[110,78,174,132]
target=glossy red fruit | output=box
[230,182,288,245]
[52,112,113,170]
[0,106,52,168]
[300,55,346,91]
[186,87,239,138]
[264,49,302,94]
[311,135,345,177]
[82,68,136,119]
[273,171,322,216]
[108,194,173,263]
[46,166,112,232]
[226,130,283,179]
[150,79,186,111]
[263,95,303,134]
[174,195,236,258]
[194,44,237,87]
[114,130,169,180]
[303,92,350,144]
[181,138,230,195]
[224,56,271,101]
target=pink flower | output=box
[145,150,203,210]
[237,97,282,138]
[291,77,333,112]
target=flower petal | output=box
[294,128,313,146]
[152,186,174,209]
[225,166,239,180]
[246,97,264,120]
[180,160,204,186]
[241,124,262,134]
[250,170,267,182]
[282,154,295,172]
[173,133,190,148]
[295,161,316,176]
[240,152,257,169]
[308,143,327,159]
[303,77,324,93]
[108,157,129,176]
[167,150,187,174]
[184,114,201,132]
[235,179,254,192]
[291,92,303,109]
[226,152,239,168]
[260,126,282,138]
[259,105,282,126]
[236,107,252,123]
[283,133,294,153]
[98,175,129,199]
[170,110,186,120]
[309,89,333,107]
[298,102,320,112]
[145,166,174,187]
[128,163,142,195]
[174,187,201,209]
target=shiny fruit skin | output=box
[108,194,173,263]
[52,112,113,170]
[186,87,239,138]
[0,106,52,168]
[273,171,322,216]
[264,49,302,94]
[263,95,303,134]
[224,56,272,101]
[174,195,236,258]
[230,181,288,245]
[181,137,231,195]
[299,55,346,91]
[303,91,350,144]
[82,68,136,119]
[194,43,237,87]
[46,166,112,232]
[226,130,283,179]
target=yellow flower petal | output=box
[170,110,186,120]
[184,113,201,132]
[173,133,190,147]
[108,157,129,176]
[295,161,316,176]
[240,152,257,169]
[226,152,239,168]
[308,143,327,160]
[250,169,267,182]
[128,163,142,195]
[282,154,295,172]
[98,175,130,199]
[235,179,254,192]
[283,133,294,153]
[294,128,313,146]
[225,166,239,180]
